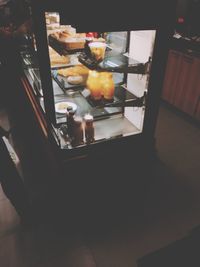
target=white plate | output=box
[55,101,77,114]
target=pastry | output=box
[60,37,86,50]
[57,102,69,110]
[48,47,70,65]
[51,32,60,39]
[75,33,86,38]
[58,65,89,77]
[67,75,84,85]
[50,54,70,65]
[48,46,57,55]
[59,31,73,39]
[92,37,106,43]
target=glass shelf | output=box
[54,82,144,125]
[58,114,141,150]
[78,51,149,74]
[48,35,149,74]
[51,68,124,92]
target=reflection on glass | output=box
[19,17,44,105]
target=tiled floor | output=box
[0,104,200,267]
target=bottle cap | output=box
[84,113,94,122]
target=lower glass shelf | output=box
[57,114,142,150]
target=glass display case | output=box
[20,0,176,160]
[48,23,152,139]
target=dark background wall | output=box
[176,0,200,35]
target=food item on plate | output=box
[59,25,76,34]
[50,32,60,39]
[50,30,86,50]
[75,33,86,38]
[50,54,70,65]
[46,18,50,25]
[59,32,86,39]
[59,31,73,39]
[47,23,60,31]
[59,37,86,50]
[48,46,56,54]
[67,75,84,85]
[48,46,70,65]
[58,65,89,77]
[47,13,60,24]
[57,102,69,110]
[56,102,77,114]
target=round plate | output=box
[55,101,77,114]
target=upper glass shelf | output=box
[78,51,149,74]
[48,34,150,74]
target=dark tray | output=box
[52,69,86,91]
[49,35,85,55]
[82,85,138,109]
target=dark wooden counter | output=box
[162,40,200,121]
